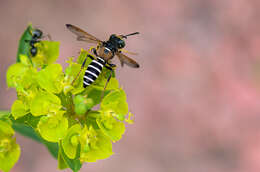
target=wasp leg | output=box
[91,48,99,57]
[87,54,95,60]
[107,63,116,68]
[71,54,95,85]
[120,49,138,55]
[100,64,116,101]
[89,46,96,53]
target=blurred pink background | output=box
[1,0,260,171]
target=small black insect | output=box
[25,29,43,57]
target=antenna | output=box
[121,32,140,39]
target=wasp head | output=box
[109,34,125,49]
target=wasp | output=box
[66,24,140,89]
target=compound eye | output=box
[104,48,110,54]
[110,34,116,40]
[118,40,125,48]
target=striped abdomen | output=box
[83,57,105,87]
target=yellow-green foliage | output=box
[0,25,134,172]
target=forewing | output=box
[116,52,140,68]
[120,49,138,55]
[66,24,101,44]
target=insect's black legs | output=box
[103,66,113,90]
[104,64,116,90]
[100,64,116,101]
[71,54,95,85]
[107,63,116,68]
[85,54,95,62]
[91,48,98,57]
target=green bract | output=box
[101,89,129,117]
[0,121,20,172]
[11,100,29,119]
[32,41,60,66]
[6,63,28,88]
[38,111,68,142]
[62,124,81,159]
[37,64,64,93]
[73,95,94,115]
[97,112,126,142]
[79,126,113,162]
[2,24,135,172]
[30,91,61,116]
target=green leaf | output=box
[0,121,20,172]
[101,89,128,117]
[41,139,59,159]
[6,63,37,91]
[73,95,94,115]
[0,111,11,121]
[65,61,81,85]
[58,149,69,170]
[0,121,14,137]
[77,49,90,65]
[37,111,68,142]
[32,41,60,66]
[101,89,126,106]
[11,122,59,159]
[96,113,125,142]
[37,63,64,93]
[59,141,82,172]
[19,67,37,89]
[16,24,33,62]
[79,129,113,162]
[11,100,29,119]
[85,87,104,106]
[6,63,28,88]
[11,113,40,129]
[30,91,61,116]
[0,137,20,172]
[105,77,119,90]
[86,111,100,129]
[62,124,81,159]
[12,122,41,142]
[19,54,31,66]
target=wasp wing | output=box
[120,49,138,55]
[66,24,102,44]
[116,52,140,68]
